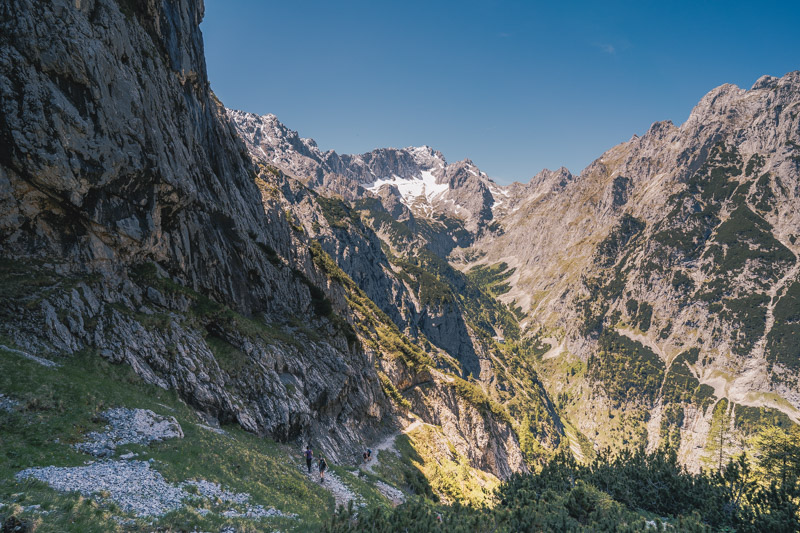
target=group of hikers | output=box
[303,444,373,483]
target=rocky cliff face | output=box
[2,0,287,311]
[0,0,530,481]
[0,0,400,461]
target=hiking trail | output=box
[363,419,424,475]
[304,468,362,509]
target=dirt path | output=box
[305,468,361,509]
[303,419,428,508]
[363,419,424,474]
[300,420,424,508]
[357,418,434,505]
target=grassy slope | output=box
[0,248,525,530]
[0,342,341,532]
[0,339,504,531]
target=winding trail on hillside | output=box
[363,419,424,475]
[304,420,426,509]
[359,418,435,505]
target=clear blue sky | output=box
[202,1,800,184]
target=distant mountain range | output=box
[229,71,800,470]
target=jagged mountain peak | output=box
[643,120,676,138]
[228,109,504,231]
[683,70,800,132]
[529,166,574,187]
[406,144,447,166]
[751,73,780,90]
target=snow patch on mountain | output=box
[366,171,449,208]
[488,182,508,210]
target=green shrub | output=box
[595,214,645,268]
[588,331,665,405]
[450,377,512,425]
[767,281,800,370]
[326,445,800,532]
[317,196,358,229]
[378,372,411,410]
[467,263,516,297]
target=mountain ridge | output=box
[229,69,800,471]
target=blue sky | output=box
[202,1,800,184]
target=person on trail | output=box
[305,445,313,474]
[367,448,372,461]
[362,451,368,463]
[318,456,328,483]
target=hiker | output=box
[318,455,328,483]
[362,451,368,463]
[367,448,372,461]
[305,445,313,474]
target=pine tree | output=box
[751,425,800,489]
[704,399,733,471]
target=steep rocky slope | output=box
[0,0,395,459]
[0,0,531,490]
[466,73,800,468]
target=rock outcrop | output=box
[0,0,389,461]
